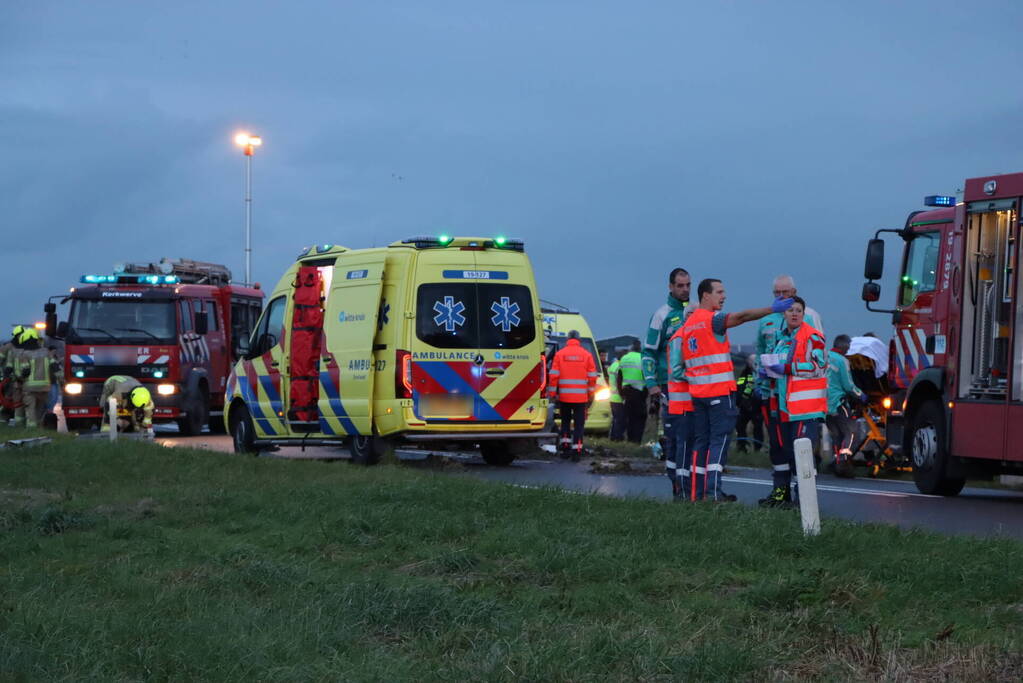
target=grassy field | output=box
[2,436,1023,680]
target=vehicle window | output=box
[179,300,193,332]
[417,283,476,349]
[900,231,940,306]
[549,336,600,369]
[250,296,286,355]
[68,300,177,343]
[206,301,219,331]
[478,284,535,349]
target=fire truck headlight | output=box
[156,384,176,396]
[882,397,892,409]
[65,383,83,395]
[594,387,611,401]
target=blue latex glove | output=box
[757,368,770,380]
[771,297,795,313]
[767,363,786,376]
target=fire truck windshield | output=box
[68,300,177,344]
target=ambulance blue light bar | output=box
[924,195,956,207]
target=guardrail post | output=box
[108,397,118,442]
[793,436,820,536]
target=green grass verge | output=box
[2,439,1023,680]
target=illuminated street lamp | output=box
[234,132,263,285]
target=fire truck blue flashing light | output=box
[81,275,117,284]
[924,195,956,207]
[80,274,179,284]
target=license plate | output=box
[419,394,473,418]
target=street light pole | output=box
[234,132,262,285]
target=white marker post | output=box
[793,437,820,536]
[108,397,118,442]
[53,403,68,434]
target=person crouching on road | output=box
[548,330,597,461]
[759,297,828,508]
[682,279,793,502]
[826,334,867,478]
[99,375,155,436]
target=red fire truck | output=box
[46,259,263,434]
[862,172,1023,495]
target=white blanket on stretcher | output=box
[847,336,888,378]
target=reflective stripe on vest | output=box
[785,323,828,417]
[681,308,736,398]
[666,327,693,414]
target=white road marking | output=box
[723,475,941,499]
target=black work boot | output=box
[758,486,794,509]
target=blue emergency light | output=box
[80,274,179,284]
[924,195,956,207]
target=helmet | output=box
[130,387,151,408]
[11,325,23,339]
[17,328,39,344]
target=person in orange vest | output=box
[681,278,793,501]
[548,330,598,461]
[758,296,828,508]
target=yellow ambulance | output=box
[541,305,612,433]
[225,235,551,465]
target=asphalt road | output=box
[154,429,1023,541]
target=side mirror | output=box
[194,312,208,335]
[864,239,885,280]
[56,321,69,339]
[861,282,881,302]
[45,313,58,338]
[234,334,251,359]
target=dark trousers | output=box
[670,411,693,499]
[735,396,764,452]
[558,402,587,450]
[609,402,626,441]
[826,404,856,460]
[774,418,821,489]
[762,402,785,480]
[689,393,737,500]
[621,387,648,444]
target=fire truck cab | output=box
[49,259,263,434]
[862,172,1023,494]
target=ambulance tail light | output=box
[396,349,413,398]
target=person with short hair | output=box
[680,278,792,501]
[548,330,597,461]
[642,268,691,495]
[826,334,867,478]
[618,339,647,443]
[605,350,625,441]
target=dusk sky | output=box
[4,1,1023,344]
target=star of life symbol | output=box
[433,296,466,332]
[490,296,521,332]
[687,336,699,353]
[378,299,390,331]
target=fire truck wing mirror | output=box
[44,302,57,314]
[56,321,68,338]
[864,239,885,280]
[234,334,250,359]
[194,312,208,335]
[861,282,881,302]
[45,313,58,338]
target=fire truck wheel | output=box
[349,434,382,466]
[230,405,259,455]
[909,400,965,496]
[177,393,209,436]
[480,440,518,466]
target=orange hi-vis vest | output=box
[785,323,828,419]
[666,327,693,414]
[682,308,737,399]
[548,338,597,404]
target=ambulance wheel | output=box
[480,440,517,466]
[230,405,259,455]
[349,435,382,466]
[909,400,965,496]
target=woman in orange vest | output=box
[759,296,828,508]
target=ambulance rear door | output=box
[319,255,386,436]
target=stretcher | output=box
[847,352,911,477]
